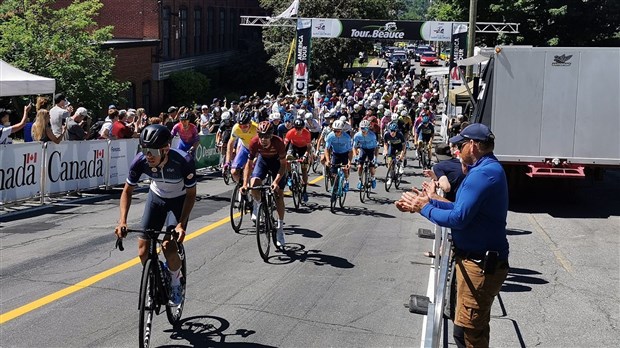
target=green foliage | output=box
[425,0,620,47]
[259,0,407,89]
[400,0,431,21]
[168,70,211,107]
[0,0,129,115]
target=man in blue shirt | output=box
[396,123,509,348]
[352,120,378,190]
[325,120,353,192]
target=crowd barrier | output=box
[0,134,220,206]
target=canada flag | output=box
[25,152,37,164]
[95,149,104,159]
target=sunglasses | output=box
[361,127,369,132]
[258,133,272,139]
[333,129,342,133]
[141,147,164,157]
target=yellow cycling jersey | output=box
[231,122,258,148]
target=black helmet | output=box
[237,110,252,125]
[140,124,171,149]
[293,118,305,129]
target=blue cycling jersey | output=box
[325,131,352,154]
[353,130,378,150]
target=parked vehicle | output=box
[420,52,440,66]
[414,45,433,61]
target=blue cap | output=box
[449,123,495,144]
[108,104,117,110]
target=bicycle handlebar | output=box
[115,227,179,252]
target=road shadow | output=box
[284,224,323,239]
[266,243,355,269]
[506,228,533,236]
[331,205,396,218]
[161,315,274,347]
[501,267,548,293]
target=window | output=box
[194,8,202,54]
[207,7,215,51]
[179,8,188,56]
[219,8,226,50]
[162,7,171,58]
[229,9,237,48]
[125,83,136,108]
[142,81,151,114]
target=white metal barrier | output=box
[0,139,139,206]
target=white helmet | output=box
[384,110,392,117]
[359,120,371,129]
[400,110,407,117]
[354,104,361,110]
[425,89,430,92]
[221,111,231,121]
[343,89,348,93]
[298,109,306,117]
[418,102,425,108]
[269,112,281,121]
[391,114,398,121]
[332,120,345,130]
[339,116,347,122]
[304,113,313,120]
[335,101,342,109]
[370,100,377,107]
[397,104,405,111]
[377,104,384,110]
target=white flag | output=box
[272,0,299,20]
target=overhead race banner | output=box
[0,142,43,203]
[421,21,452,41]
[293,19,312,96]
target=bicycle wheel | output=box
[166,245,186,325]
[311,155,319,173]
[230,184,244,232]
[394,162,403,189]
[365,168,372,200]
[385,163,394,192]
[323,165,331,192]
[269,196,279,250]
[338,173,347,208]
[359,166,367,203]
[255,202,271,262]
[291,171,301,209]
[330,176,338,213]
[139,259,155,348]
[222,167,231,185]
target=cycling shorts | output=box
[310,132,320,141]
[177,139,193,153]
[232,145,250,170]
[251,156,286,190]
[330,152,349,175]
[358,148,376,167]
[388,144,404,158]
[140,190,185,240]
[290,145,308,159]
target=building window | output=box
[162,7,171,58]
[219,8,226,50]
[194,8,202,54]
[207,7,215,51]
[179,8,188,56]
[142,80,151,114]
[126,83,136,108]
[229,9,236,49]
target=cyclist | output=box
[317,112,335,165]
[216,111,234,167]
[324,120,353,192]
[383,123,407,184]
[285,118,312,203]
[416,116,435,164]
[171,112,200,156]
[115,124,196,306]
[224,110,258,183]
[353,120,378,190]
[241,121,288,246]
[277,113,294,139]
[269,112,282,128]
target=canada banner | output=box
[293,19,312,96]
[0,142,43,203]
[45,140,107,193]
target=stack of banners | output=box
[294,19,312,96]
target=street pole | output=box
[466,0,477,81]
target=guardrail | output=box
[1,134,220,206]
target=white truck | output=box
[468,46,620,185]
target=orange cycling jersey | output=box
[285,128,311,148]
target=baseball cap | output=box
[76,107,88,117]
[231,100,239,105]
[108,104,117,110]
[201,104,209,110]
[167,106,178,113]
[449,123,495,144]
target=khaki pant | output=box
[455,257,509,348]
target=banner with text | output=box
[310,19,424,41]
[293,18,312,96]
[108,138,140,186]
[194,134,220,169]
[449,24,468,87]
[0,142,43,203]
[45,141,107,194]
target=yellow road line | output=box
[527,215,573,273]
[0,214,235,325]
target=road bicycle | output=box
[417,140,432,170]
[312,146,323,174]
[385,155,404,192]
[249,180,280,261]
[287,158,304,209]
[329,164,347,213]
[115,227,187,348]
[358,158,373,203]
[217,141,232,185]
[230,169,253,233]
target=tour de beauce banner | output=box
[45,140,107,194]
[194,134,220,169]
[0,142,44,203]
[310,18,425,41]
[108,138,140,187]
[293,18,312,96]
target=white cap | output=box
[201,104,209,110]
[75,107,88,117]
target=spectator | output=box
[395,123,509,348]
[65,107,89,141]
[165,106,178,131]
[100,109,118,139]
[199,105,210,134]
[32,109,65,144]
[137,108,148,131]
[112,109,138,139]
[0,105,30,144]
[49,94,71,138]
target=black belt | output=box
[453,248,486,261]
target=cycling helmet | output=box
[391,114,398,121]
[359,120,371,129]
[179,112,190,121]
[377,104,384,110]
[293,118,305,129]
[384,110,392,117]
[339,116,347,122]
[298,109,306,117]
[388,123,399,132]
[283,113,294,123]
[304,113,313,120]
[354,104,361,110]
[332,120,344,130]
[221,111,231,121]
[400,110,408,117]
[140,124,171,149]
[269,112,281,121]
[257,120,274,136]
[237,110,252,124]
[422,116,430,124]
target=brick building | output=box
[56,0,263,114]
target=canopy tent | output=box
[424,67,449,77]
[448,81,474,106]
[0,60,56,97]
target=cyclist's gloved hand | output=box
[175,224,186,243]
[115,224,127,238]
[222,162,230,171]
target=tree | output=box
[259,0,407,90]
[168,70,211,107]
[0,0,129,116]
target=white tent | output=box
[0,59,56,97]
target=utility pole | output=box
[466,0,477,81]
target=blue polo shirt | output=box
[420,153,509,260]
[325,131,352,154]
